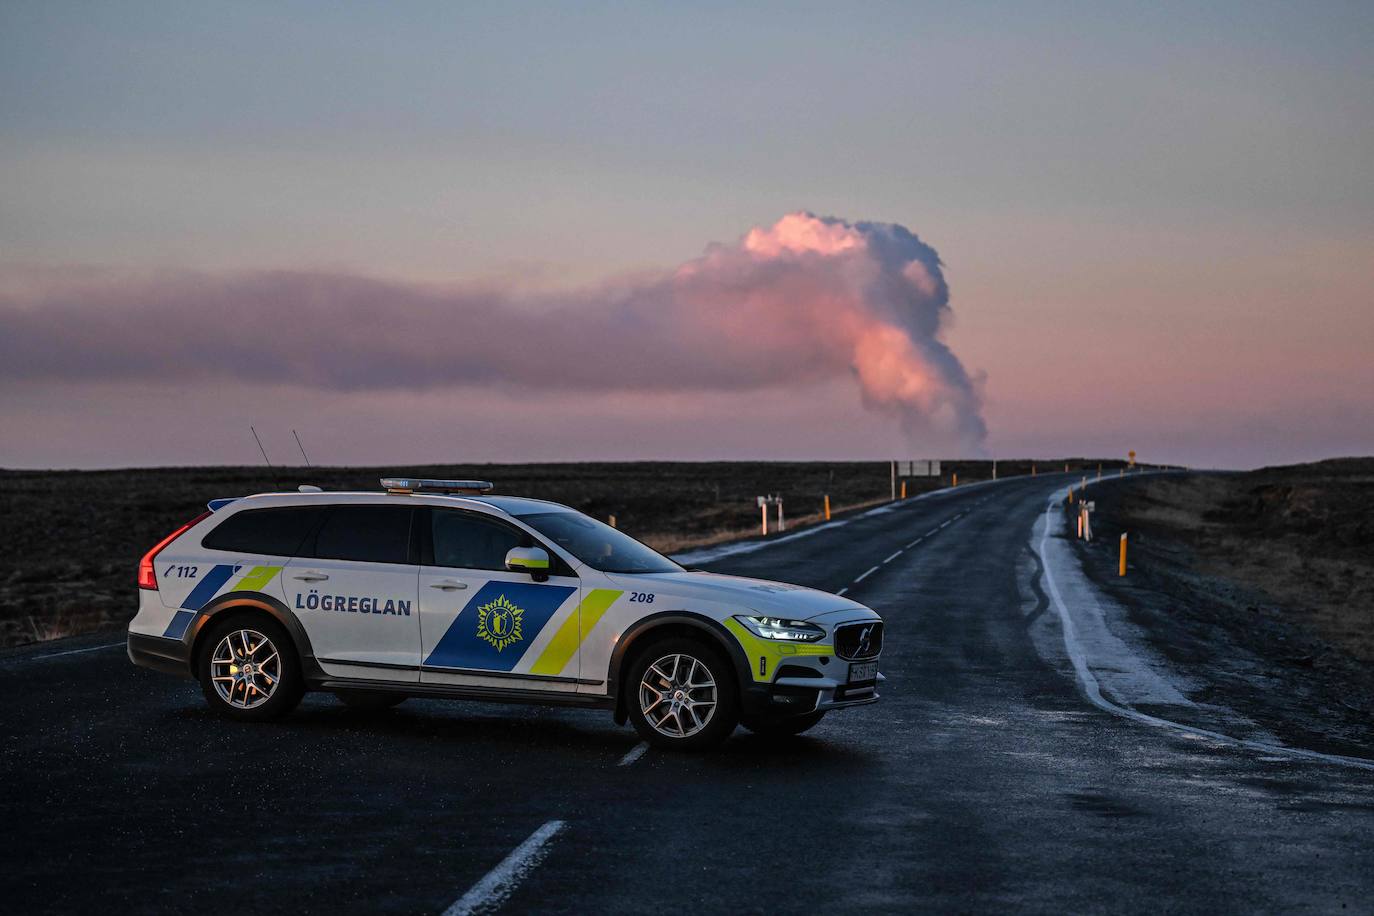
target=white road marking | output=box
[1034,486,1374,773]
[853,565,880,584]
[442,820,567,916]
[836,587,849,596]
[617,742,649,767]
[906,537,924,548]
[27,642,123,660]
[882,550,902,564]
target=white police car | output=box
[127,478,883,749]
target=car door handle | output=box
[292,571,330,582]
[430,579,469,591]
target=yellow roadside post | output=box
[1119,533,1128,576]
[1077,509,1083,539]
[900,480,907,499]
[1069,488,1075,504]
[608,514,617,529]
[953,472,958,487]
[823,494,831,521]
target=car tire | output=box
[334,690,406,711]
[626,636,738,750]
[740,710,826,738]
[197,614,304,721]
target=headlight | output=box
[734,615,825,642]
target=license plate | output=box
[848,661,878,682]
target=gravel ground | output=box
[1073,464,1374,760]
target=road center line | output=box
[882,550,902,564]
[441,820,567,916]
[906,537,923,548]
[25,642,124,661]
[617,743,649,767]
[853,565,879,584]
[836,587,849,596]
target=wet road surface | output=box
[4,474,1372,914]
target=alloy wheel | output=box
[210,628,281,709]
[638,653,717,738]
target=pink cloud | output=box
[0,212,986,449]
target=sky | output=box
[2,1,1372,470]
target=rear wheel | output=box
[740,710,826,738]
[626,637,738,750]
[334,690,406,711]
[197,615,303,721]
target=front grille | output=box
[834,621,883,660]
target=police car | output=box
[127,479,883,749]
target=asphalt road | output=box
[4,473,1373,914]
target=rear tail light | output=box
[137,512,210,590]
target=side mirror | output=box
[505,546,551,581]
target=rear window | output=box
[201,506,325,556]
[307,506,415,565]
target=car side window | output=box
[430,511,525,571]
[201,506,326,556]
[307,506,414,565]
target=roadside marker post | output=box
[952,472,958,487]
[1119,533,1128,576]
[608,514,617,529]
[824,494,831,521]
[901,480,907,499]
[757,495,783,535]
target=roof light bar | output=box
[381,477,494,495]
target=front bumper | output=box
[739,670,883,717]
[127,631,193,678]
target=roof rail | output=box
[381,478,494,495]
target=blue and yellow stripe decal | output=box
[161,564,282,639]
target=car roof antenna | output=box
[250,425,282,491]
[292,428,312,469]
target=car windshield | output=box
[515,511,682,574]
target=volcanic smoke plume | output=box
[0,212,986,448]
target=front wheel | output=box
[198,616,303,721]
[740,710,826,738]
[626,638,738,750]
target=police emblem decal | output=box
[475,594,525,651]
